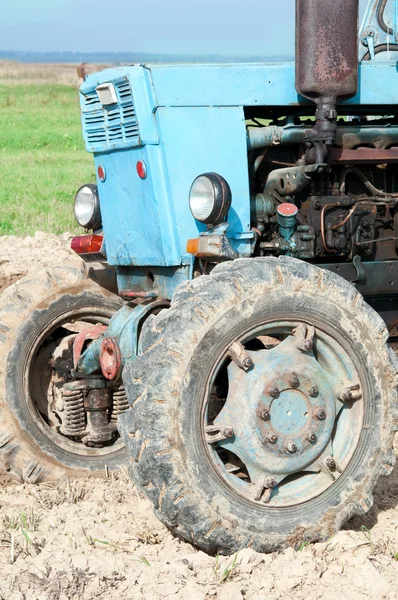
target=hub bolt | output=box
[325,456,336,470]
[305,431,317,443]
[309,386,319,398]
[243,357,253,369]
[223,427,234,439]
[269,387,280,398]
[286,442,297,453]
[315,408,326,421]
[264,477,278,489]
[289,373,300,388]
[265,434,278,444]
[260,409,270,421]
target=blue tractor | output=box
[1,0,397,554]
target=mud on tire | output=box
[120,257,398,554]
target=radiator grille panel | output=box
[81,78,140,152]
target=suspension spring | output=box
[111,386,129,422]
[61,389,86,436]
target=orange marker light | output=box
[186,238,199,254]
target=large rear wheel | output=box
[120,257,398,554]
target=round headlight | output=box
[74,184,101,230]
[189,173,232,225]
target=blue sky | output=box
[1,0,369,56]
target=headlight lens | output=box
[74,184,101,230]
[189,173,232,225]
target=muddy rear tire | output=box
[0,264,127,483]
[120,257,398,554]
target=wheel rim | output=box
[202,320,364,507]
[24,305,125,459]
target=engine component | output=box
[259,224,316,260]
[296,0,359,162]
[251,193,275,224]
[262,164,325,204]
[277,204,298,241]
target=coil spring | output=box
[111,386,129,422]
[61,389,86,435]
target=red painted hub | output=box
[100,337,122,380]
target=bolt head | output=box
[315,408,326,421]
[309,386,319,398]
[286,442,297,453]
[306,431,317,443]
[243,357,253,369]
[325,456,336,469]
[269,387,280,398]
[223,427,234,438]
[341,390,353,402]
[265,434,278,444]
[260,409,270,422]
[264,477,277,489]
[289,373,300,388]
[303,339,313,351]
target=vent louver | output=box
[81,78,140,152]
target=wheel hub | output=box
[268,389,311,437]
[213,333,336,479]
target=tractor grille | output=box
[81,78,140,152]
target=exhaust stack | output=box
[295,0,359,163]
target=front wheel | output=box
[120,257,398,554]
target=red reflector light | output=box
[136,160,147,179]
[97,165,106,182]
[71,234,103,255]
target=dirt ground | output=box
[0,234,398,600]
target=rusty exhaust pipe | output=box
[295,0,359,163]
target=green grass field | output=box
[0,85,94,235]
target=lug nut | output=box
[309,386,319,398]
[305,431,317,444]
[303,339,313,351]
[260,409,270,421]
[289,373,300,388]
[340,388,362,402]
[223,427,234,439]
[325,456,336,470]
[269,387,280,398]
[315,408,326,421]
[264,477,277,489]
[286,442,297,453]
[265,434,278,444]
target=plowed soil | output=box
[0,234,398,600]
